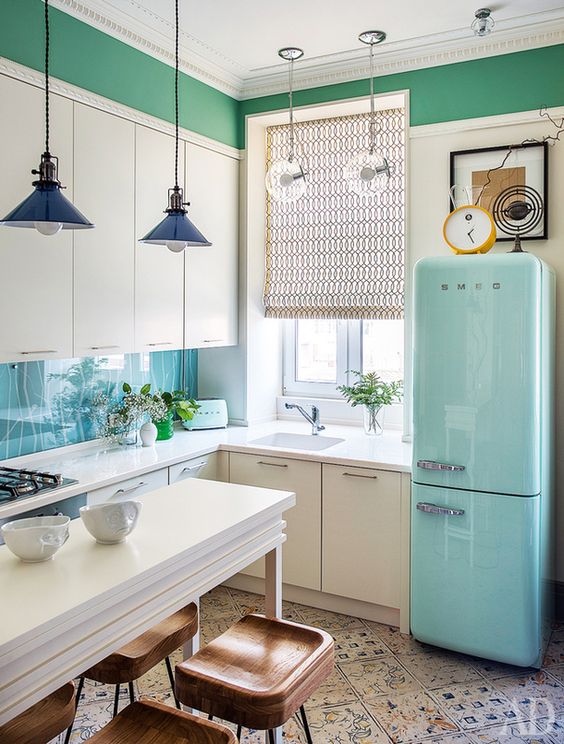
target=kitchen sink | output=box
[248,433,344,451]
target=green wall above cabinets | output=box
[239,44,564,145]
[0,0,239,148]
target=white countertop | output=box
[0,420,412,518]
[0,478,295,649]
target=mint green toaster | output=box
[182,398,228,430]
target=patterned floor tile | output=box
[307,700,390,743]
[468,657,536,680]
[417,734,475,744]
[341,657,421,699]
[432,681,524,730]
[466,721,555,743]
[75,676,135,705]
[494,672,564,719]
[546,665,564,685]
[365,689,459,742]
[333,627,393,662]
[399,649,483,690]
[297,605,366,632]
[136,659,175,696]
[227,589,304,622]
[544,634,564,668]
[363,621,432,655]
[306,666,358,709]
[534,714,564,740]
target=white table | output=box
[0,478,295,742]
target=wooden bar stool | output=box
[87,698,238,743]
[175,613,334,744]
[65,603,198,743]
[0,681,75,744]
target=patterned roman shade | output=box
[264,109,405,319]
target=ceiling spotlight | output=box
[472,8,495,37]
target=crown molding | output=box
[48,1,564,101]
[0,56,242,159]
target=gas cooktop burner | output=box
[0,466,77,503]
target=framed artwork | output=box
[449,142,548,241]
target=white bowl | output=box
[80,500,142,544]
[1,515,70,563]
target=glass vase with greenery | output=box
[337,371,403,436]
[93,382,167,445]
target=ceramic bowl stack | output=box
[80,500,142,544]
[1,515,70,563]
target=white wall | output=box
[409,107,564,581]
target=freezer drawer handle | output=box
[416,502,465,516]
[417,460,465,472]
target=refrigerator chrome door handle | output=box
[416,502,465,516]
[416,460,465,472]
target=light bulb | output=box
[34,221,63,236]
[265,158,306,202]
[166,240,186,253]
[344,151,390,196]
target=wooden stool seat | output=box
[83,602,198,683]
[175,613,334,730]
[0,682,75,744]
[87,699,238,743]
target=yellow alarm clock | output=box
[443,205,496,255]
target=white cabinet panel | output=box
[0,75,73,363]
[73,104,135,356]
[86,468,168,506]
[322,464,401,608]
[135,125,184,352]
[169,451,228,484]
[229,453,321,590]
[184,144,238,349]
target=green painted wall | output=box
[0,0,239,148]
[239,44,564,146]
[1,1,563,150]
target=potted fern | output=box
[337,371,403,436]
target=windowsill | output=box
[276,395,403,430]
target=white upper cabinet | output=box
[0,75,74,363]
[73,104,135,357]
[184,143,238,349]
[134,125,184,352]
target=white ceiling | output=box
[51,0,564,98]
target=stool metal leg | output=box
[113,684,120,718]
[300,705,313,744]
[64,676,85,744]
[268,731,275,744]
[164,655,181,709]
[208,712,214,720]
[128,681,135,705]
[236,724,242,739]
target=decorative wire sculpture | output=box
[491,185,544,253]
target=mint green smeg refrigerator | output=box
[411,254,555,668]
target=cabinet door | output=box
[169,451,228,483]
[135,125,184,352]
[73,104,135,356]
[184,143,238,349]
[0,75,73,363]
[229,453,321,590]
[322,464,401,608]
[86,468,168,506]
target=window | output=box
[284,319,404,397]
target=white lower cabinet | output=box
[229,453,321,591]
[86,468,168,506]
[169,452,228,484]
[322,464,401,608]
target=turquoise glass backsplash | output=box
[0,350,197,460]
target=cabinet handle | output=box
[146,342,173,347]
[20,349,58,355]
[342,472,378,479]
[417,460,465,472]
[182,462,207,472]
[257,461,288,468]
[114,481,147,496]
[202,339,223,343]
[416,501,465,516]
[90,345,120,350]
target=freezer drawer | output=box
[411,483,541,667]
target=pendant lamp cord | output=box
[288,58,295,161]
[368,42,376,154]
[44,0,50,155]
[174,0,179,190]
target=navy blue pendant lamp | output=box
[140,0,210,252]
[0,0,94,235]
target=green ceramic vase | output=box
[155,410,174,441]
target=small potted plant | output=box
[337,371,403,436]
[152,391,200,441]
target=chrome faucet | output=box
[285,403,325,435]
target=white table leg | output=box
[265,545,283,743]
[181,597,200,713]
